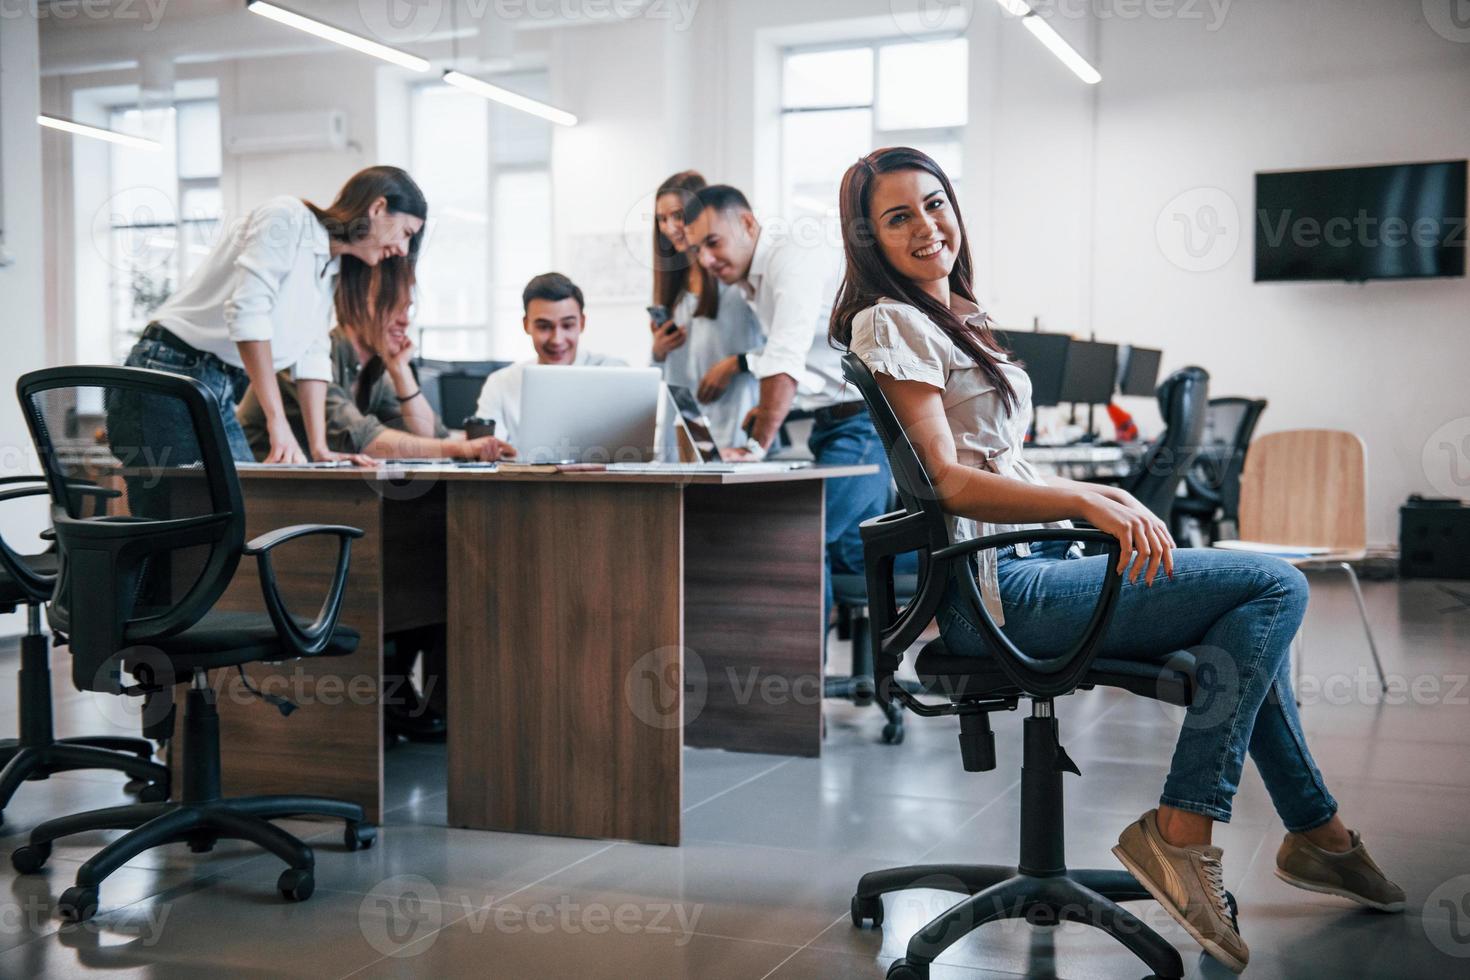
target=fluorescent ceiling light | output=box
[37,115,161,151]
[442,71,578,127]
[994,0,1102,85]
[246,0,430,72]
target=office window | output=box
[95,99,223,362]
[410,73,553,359]
[780,37,967,223]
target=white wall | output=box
[1,14,52,635]
[1088,1,1470,544]
[32,0,1469,551]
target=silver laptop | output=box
[516,365,663,464]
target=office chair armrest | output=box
[244,524,365,556]
[872,527,1123,714]
[0,484,55,600]
[0,484,50,504]
[246,524,364,657]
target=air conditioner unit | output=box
[225,110,348,155]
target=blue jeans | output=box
[938,540,1338,832]
[123,332,255,462]
[809,410,896,616]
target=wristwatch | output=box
[736,353,750,373]
[742,437,767,461]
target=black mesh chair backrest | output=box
[1188,397,1267,519]
[840,352,1123,699]
[16,366,246,693]
[840,354,952,553]
[1122,366,1210,521]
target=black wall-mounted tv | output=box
[1254,160,1466,282]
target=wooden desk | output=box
[436,464,873,846]
[189,463,872,844]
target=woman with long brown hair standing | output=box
[648,170,762,447]
[830,146,1402,975]
[123,165,427,463]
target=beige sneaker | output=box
[1112,809,1248,974]
[1275,829,1405,912]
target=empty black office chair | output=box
[0,477,169,823]
[839,354,1231,980]
[1094,366,1209,538]
[9,366,374,922]
[1171,397,1268,545]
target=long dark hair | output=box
[338,261,417,414]
[305,165,427,355]
[829,147,1017,410]
[652,170,718,319]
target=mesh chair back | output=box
[16,366,245,692]
[1124,366,1209,520]
[1189,397,1267,519]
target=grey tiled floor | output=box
[0,575,1466,978]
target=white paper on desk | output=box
[1213,540,1331,557]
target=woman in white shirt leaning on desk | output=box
[122,165,426,464]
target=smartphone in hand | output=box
[646,305,676,334]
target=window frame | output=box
[102,96,223,362]
[408,73,554,360]
[778,34,967,219]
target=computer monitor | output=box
[426,361,511,427]
[1118,346,1162,398]
[993,330,1071,407]
[1058,340,1120,405]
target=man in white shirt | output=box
[474,273,627,446]
[683,185,896,616]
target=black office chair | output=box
[8,366,375,923]
[0,478,169,823]
[827,570,918,743]
[1094,366,1209,539]
[1171,397,1267,545]
[839,354,1232,980]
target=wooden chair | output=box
[1213,429,1387,692]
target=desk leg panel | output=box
[683,480,824,757]
[446,482,683,845]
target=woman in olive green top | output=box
[237,267,515,462]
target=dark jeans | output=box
[808,409,895,617]
[122,329,254,463]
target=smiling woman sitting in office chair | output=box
[828,146,1403,975]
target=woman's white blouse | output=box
[152,195,338,382]
[848,298,1070,625]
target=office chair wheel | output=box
[850,893,884,928]
[57,885,99,923]
[11,841,51,874]
[137,781,170,804]
[882,722,904,745]
[187,833,218,854]
[278,868,315,903]
[344,822,377,851]
[851,676,877,705]
[886,958,925,980]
